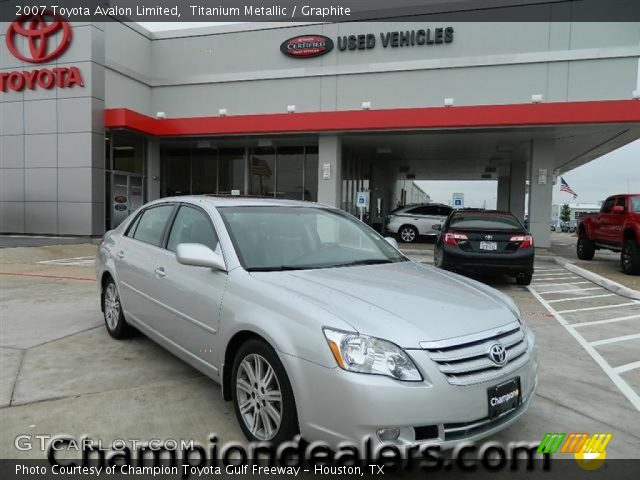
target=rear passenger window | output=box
[167,206,218,253]
[132,205,175,247]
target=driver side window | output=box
[166,206,218,253]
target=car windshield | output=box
[631,196,640,212]
[449,214,522,231]
[218,206,407,271]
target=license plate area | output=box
[480,241,498,251]
[487,377,521,418]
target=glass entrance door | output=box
[110,173,145,229]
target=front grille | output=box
[421,322,528,386]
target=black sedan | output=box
[433,210,534,285]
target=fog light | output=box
[376,428,400,442]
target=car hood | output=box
[250,261,519,348]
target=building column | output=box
[317,135,342,207]
[496,175,510,211]
[509,161,527,223]
[147,140,161,201]
[527,139,554,248]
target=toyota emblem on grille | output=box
[485,234,493,240]
[488,343,507,366]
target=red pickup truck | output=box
[577,194,640,275]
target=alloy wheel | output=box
[236,354,283,441]
[104,283,120,330]
[401,228,416,242]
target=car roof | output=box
[151,195,330,208]
[451,209,516,217]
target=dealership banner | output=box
[0,0,639,22]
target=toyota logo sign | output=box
[1,11,83,93]
[6,10,72,63]
[488,343,507,366]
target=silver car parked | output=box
[385,203,453,243]
[96,196,538,448]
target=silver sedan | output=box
[96,196,538,447]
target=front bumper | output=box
[280,328,538,450]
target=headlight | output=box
[323,328,423,382]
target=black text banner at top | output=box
[1,0,639,22]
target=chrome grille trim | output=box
[421,322,528,386]
[419,321,521,350]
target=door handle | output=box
[116,251,125,259]
[155,267,166,278]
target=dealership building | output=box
[1,8,640,247]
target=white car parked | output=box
[385,203,453,243]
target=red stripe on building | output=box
[104,100,640,137]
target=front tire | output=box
[231,339,299,444]
[103,279,134,339]
[398,225,418,243]
[577,234,595,260]
[621,239,640,275]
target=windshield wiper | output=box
[247,265,323,272]
[328,259,395,268]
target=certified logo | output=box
[280,35,333,58]
[6,10,72,63]
[488,343,507,366]
[484,234,493,240]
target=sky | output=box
[138,23,639,209]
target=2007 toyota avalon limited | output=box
[96,196,538,447]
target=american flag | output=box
[560,177,577,199]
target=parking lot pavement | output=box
[549,232,640,292]
[1,243,639,459]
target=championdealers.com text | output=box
[14,434,551,478]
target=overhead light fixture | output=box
[287,105,296,113]
[362,101,372,110]
[219,108,228,116]
[444,98,454,107]
[156,111,166,119]
[531,94,543,103]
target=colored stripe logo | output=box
[537,432,612,460]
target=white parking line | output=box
[539,287,603,295]
[533,276,583,282]
[37,256,95,266]
[547,293,616,304]
[573,314,640,328]
[614,362,640,374]
[534,268,565,272]
[590,333,640,347]
[556,302,638,314]
[527,287,640,411]
[534,272,576,277]
[533,281,591,287]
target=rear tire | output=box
[516,273,532,286]
[103,279,134,339]
[398,225,418,243]
[621,239,640,275]
[231,339,299,444]
[577,234,595,260]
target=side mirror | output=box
[384,237,399,249]
[176,243,226,271]
[432,224,442,231]
[612,205,624,214]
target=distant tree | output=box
[560,203,572,223]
